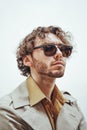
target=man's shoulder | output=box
[0,94,12,107]
[62,91,77,104]
[0,80,27,107]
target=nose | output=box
[53,48,63,59]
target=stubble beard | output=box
[32,57,65,78]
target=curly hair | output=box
[16,26,72,77]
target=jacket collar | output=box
[11,81,30,109]
[11,79,76,109]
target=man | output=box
[0,26,87,130]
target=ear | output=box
[23,55,33,67]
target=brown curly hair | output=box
[16,26,72,77]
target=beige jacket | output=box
[0,81,87,130]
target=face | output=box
[29,33,66,78]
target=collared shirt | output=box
[26,76,66,130]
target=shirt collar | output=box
[26,76,46,106]
[11,76,76,109]
[26,76,66,106]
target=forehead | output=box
[35,33,63,46]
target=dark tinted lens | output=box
[43,45,57,56]
[59,45,72,57]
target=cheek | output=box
[32,56,52,73]
[37,62,48,71]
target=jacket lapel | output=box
[11,81,52,130]
[56,94,81,130]
[21,103,52,130]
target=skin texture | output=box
[23,33,66,99]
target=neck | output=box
[31,73,56,99]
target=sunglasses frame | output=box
[31,43,73,57]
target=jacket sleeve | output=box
[79,115,87,130]
[0,106,33,130]
[75,103,87,130]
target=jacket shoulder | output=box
[0,94,12,107]
[62,91,77,105]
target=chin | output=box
[48,71,65,78]
[56,73,64,78]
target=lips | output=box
[51,60,65,67]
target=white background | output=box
[0,0,87,121]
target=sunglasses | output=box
[32,43,73,57]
